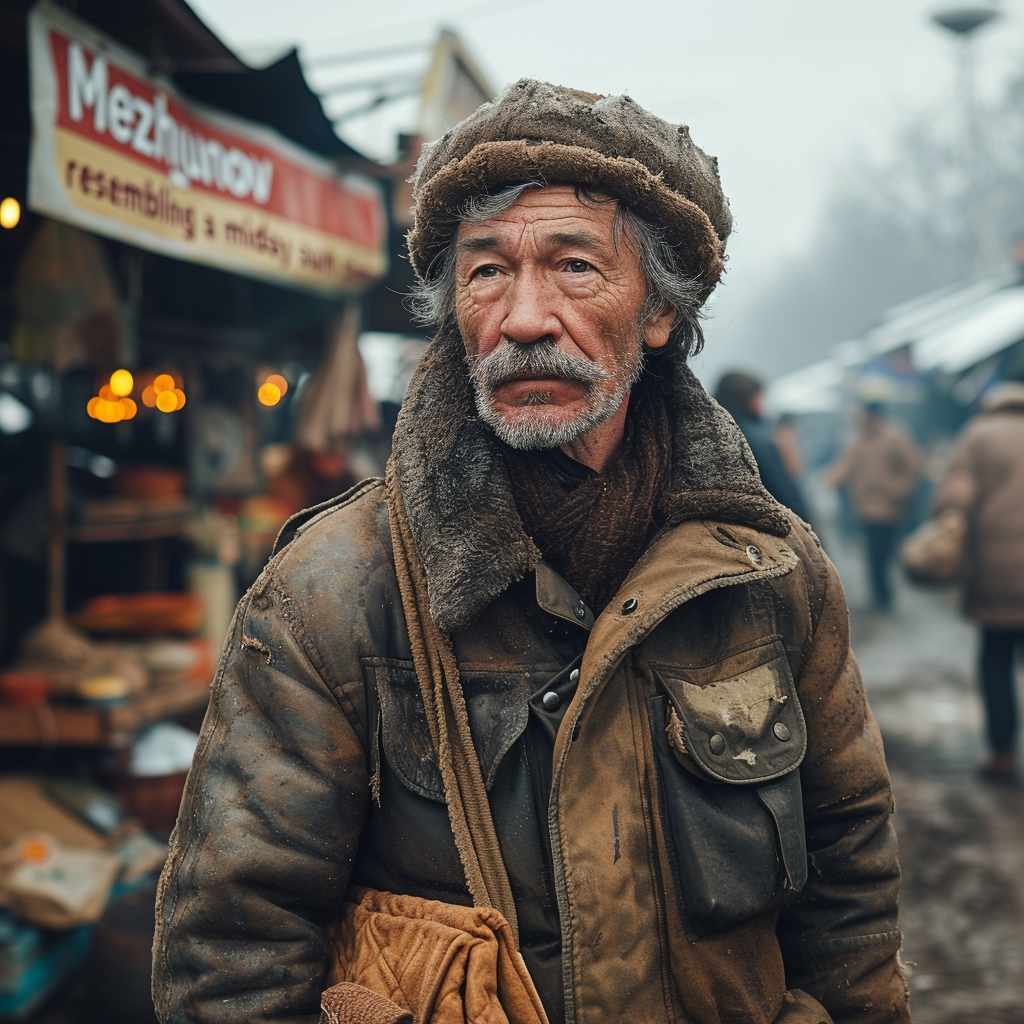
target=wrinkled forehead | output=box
[453,184,621,249]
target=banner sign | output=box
[27,2,387,295]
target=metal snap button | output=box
[541,691,561,711]
[773,722,791,742]
[569,668,580,684]
[621,597,639,615]
[745,544,763,566]
[709,733,726,755]
[574,599,587,620]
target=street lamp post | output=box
[932,6,1000,270]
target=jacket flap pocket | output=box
[648,694,788,939]
[653,637,806,784]
[367,660,531,802]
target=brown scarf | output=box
[385,462,522,946]
[504,387,671,613]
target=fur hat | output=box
[407,78,732,302]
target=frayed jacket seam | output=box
[781,928,903,954]
[263,577,334,691]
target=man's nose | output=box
[500,269,562,345]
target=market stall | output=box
[0,1,388,1016]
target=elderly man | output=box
[154,82,908,1024]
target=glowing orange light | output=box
[98,399,124,423]
[141,385,157,408]
[172,388,186,410]
[266,373,288,395]
[258,382,282,406]
[0,198,20,230]
[156,390,178,413]
[110,369,134,396]
[87,397,100,419]
[153,373,175,393]
[119,397,137,419]
[98,384,116,401]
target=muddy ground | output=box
[831,532,1024,1023]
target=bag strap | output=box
[385,460,520,945]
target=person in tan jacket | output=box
[935,380,1024,781]
[825,403,923,610]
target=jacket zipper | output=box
[546,561,796,1024]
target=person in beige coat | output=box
[935,380,1024,781]
[825,403,923,610]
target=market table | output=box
[0,682,210,748]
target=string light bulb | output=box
[86,369,149,421]
[109,369,133,397]
[147,372,186,412]
[258,382,282,406]
[97,399,124,423]
[0,198,19,229]
[155,390,178,413]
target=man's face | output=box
[454,185,670,449]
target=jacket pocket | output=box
[363,659,532,802]
[647,637,808,940]
[652,635,806,783]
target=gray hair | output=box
[408,183,706,359]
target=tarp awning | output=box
[176,51,366,161]
[912,286,1024,374]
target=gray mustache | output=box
[468,341,613,391]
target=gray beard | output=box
[466,338,644,450]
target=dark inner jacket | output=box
[153,330,908,1024]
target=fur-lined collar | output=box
[389,326,790,634]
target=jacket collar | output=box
[389,323,791,634]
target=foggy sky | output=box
[189,0,1023,381]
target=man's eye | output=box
[566,259,592,273]
[474,265,501,279]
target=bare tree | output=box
[731,72,1024,377]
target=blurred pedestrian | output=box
[774,411,805,481]
[934,378,1024,781]
[714,371,812,522]
[824,403,923,611]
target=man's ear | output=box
[644,303,676,350]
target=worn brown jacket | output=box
[829,421,923,525]
[153,335,908,1024]
[936,384,1024,626]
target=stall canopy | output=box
[26,1,387,296]
[768,264,1024,415]
[175,50,367,162]
[912,286,1024,374]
